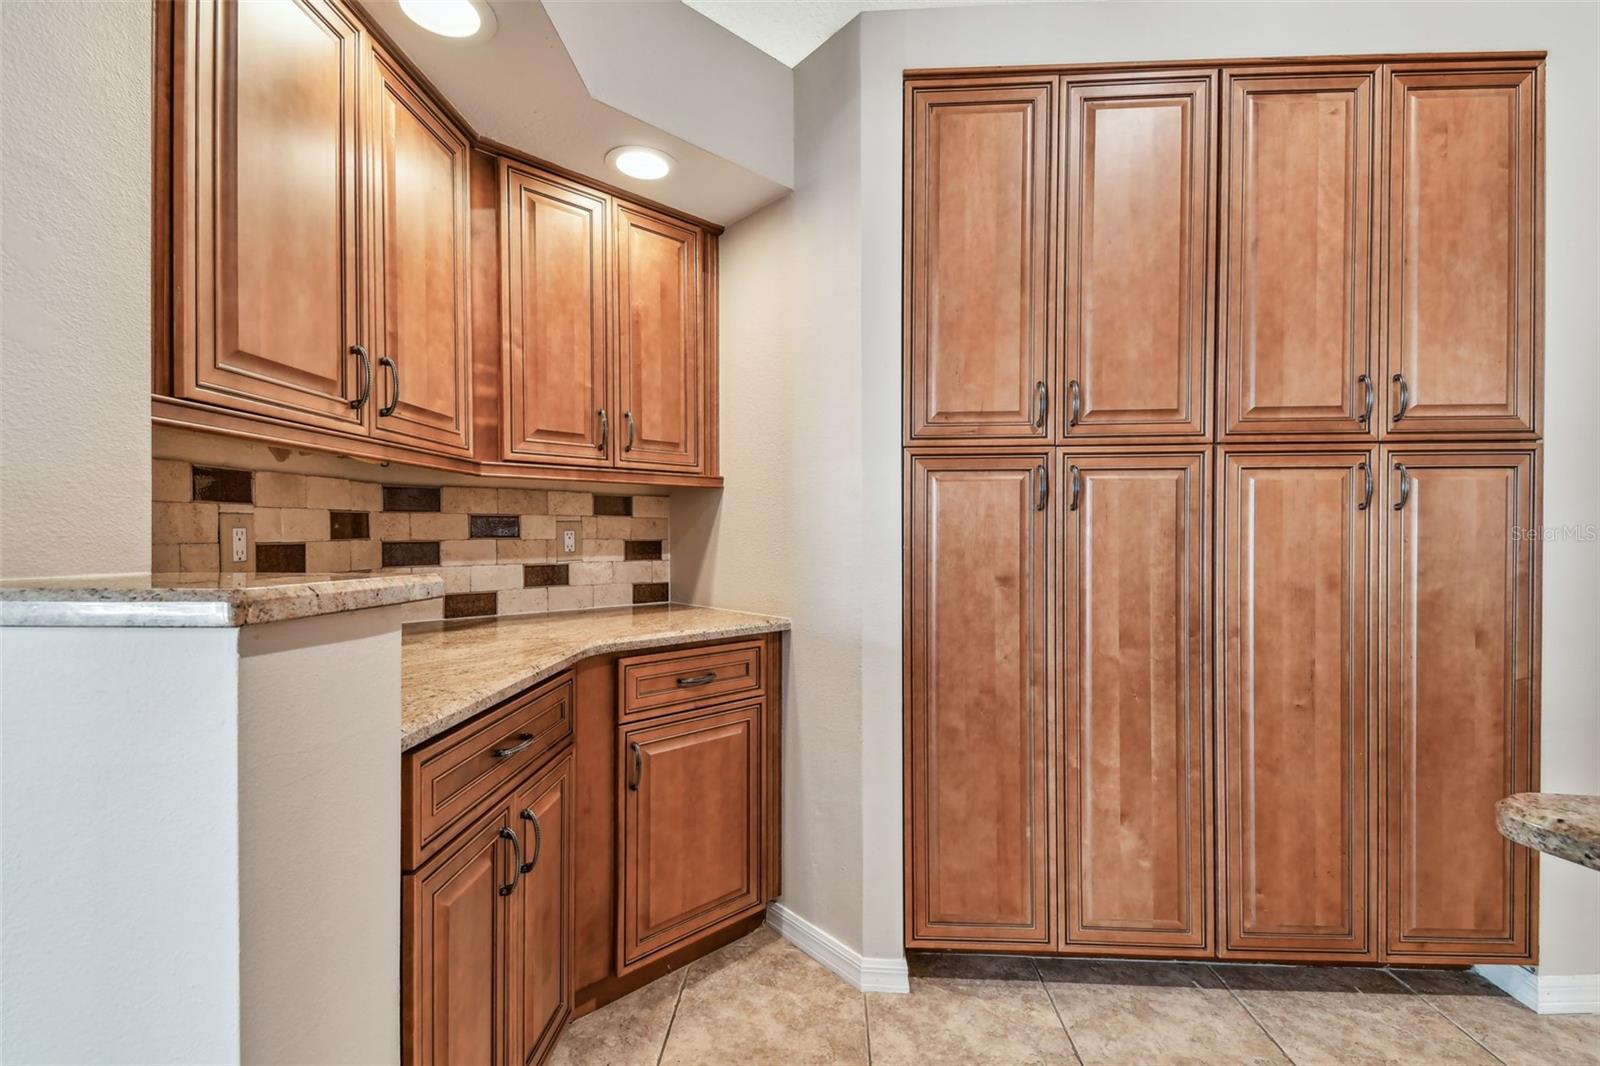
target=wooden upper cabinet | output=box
[907,453,1052,946]
[500,163,611,466]
[1062,73,1214,439]
[906,81,1054,442]
[614,204,704,471]
[1384,65,1539,436]
[369,48,472,454]
[1062,450,1210,952]
[1218,449,1377,959]
[1384,449,1536,961]
[173,0,365,431]
[1221,67,1379,438]
[511,752,574,1066]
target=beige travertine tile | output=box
[349,479,383,512]
[252,508,283,541]
[497,488,547,514]
[583,539,624,560]
[868,954,1073,1066]
[179,543,220,572]
[1214,965,1497,1065]
[409,512,470,541]
[497,539,550,563]
[631,517,668,539]
[661,927,866,1066]
[521,515,558,540]
[549,491,593,516]
[306,541,352,573]
[632,495,670,518]
[437,566,472,594]
[647,560,671,583]
[152,543,180,573]
[277,508,330,542]
[398,598,444,624]
[254,471,306,508]
[372,512,410,540]
[1038,958,1283,1065]
[441,486,498,513]
[549,967,686,1066]
[469,564,523,592]
[594,516,632,540]
[153,460,191,502]
[304,476,351,510]
[153,502,219,544]
[592,583,633,608]
[546,585,593,611]
[1392,968,1600,1065]
[498,587,549,616]
[349,539,381,572]
[568,561,614,586]
[614,560,658,584]
[440,540,496,565]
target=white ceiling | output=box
[682,0,1014,67]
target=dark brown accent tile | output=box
[632,582,668,604]
[256,542,306,574]
[192,466,252,504]
[469,514,520,539]
[382,541,441,567]
[624,539,663,561]
[382,486,441,512]
[594,495,633,517]
[443,592,497,619]
[329,511,371,540]
[524,563,569,587]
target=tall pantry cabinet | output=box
[904,53,1542,964]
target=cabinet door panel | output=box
[501,164,611,465]
[907,454,1052,945]
[1219,450,1377,958]
[512,752,574,1066]
[1385,67,1538,436]
[1063,74,1214,438]
[615,204,703,471]
[619,704,761,971]
[1222,68,1378,437]
[1064,451,1209,950]
[907,82,1054,441]
[175,0,364,431]
[1384,450,1536,960]
[370,50,472,454]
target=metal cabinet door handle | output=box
[676,672,718,687]
[498,826,522,896]
[628,741,643,791]
[1357,374,1374,424]
[1357,460,1373,511]
[1392,373,1411,423]
[1034,381,1048,429]
[1393,462,1411,511]
[493,733,536,758]
[598,409,609,452]
[518,808,542,874]
[1035,464,1049,511]
[1069,464,1082,512]
[1067,379,1082,427]
[378,354,400,418]
[349,345,371,411]
[624,411,636,452]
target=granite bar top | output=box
[0,572,444,628]
[402,604,790,750]
[1496,793,1600,871]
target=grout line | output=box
[1031,957,1085,1066]
[1206,963,1298,1065]
[654,967,689,1066]
[863,989,873,1065]
[1386,970,1509,1066]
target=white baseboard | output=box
[766,902,910,994]
[1475,965,1600,1014]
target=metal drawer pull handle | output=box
[624,411,636,452]
[519,808,542,874]
[498,827,521,896]
[1393,463,1411,511]
[1068,379,1082,427]
[1069,464,1082,512]
[628,742,643,791]
[676,672,718,687]
[1357,373,1373,424]
[1034,381,1048,429]
[1035,464,1049,511]
[1392,373,1411,422]
[349,345,371,411]
[378,354,400,417]
[493,733,536,758]
[598,408,609,451]
[1358,460,1373,511]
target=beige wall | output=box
[0,1,152,580]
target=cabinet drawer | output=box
[618,641,765,721]
[404,673,574,870]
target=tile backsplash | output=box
[152,459,669,621]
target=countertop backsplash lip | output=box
[400,603,791,750]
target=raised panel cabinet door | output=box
[1384,65,1539,436]
[614,203,704,471]
[1218,449,1378,959]
[403,804,515,1066]
[174,0,365,431]
[1063,73,1214,439]
[369,48,472,454]
[1222,67,1379,437]
[1063,450,1210,951]
[511,752,574,1066]
[906,81,1054,442]
[907,453,1053,946]
[618,703,762,972]
[501,164,611,466]
[1383,449,1536,961]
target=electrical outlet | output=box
[556,520,582,558]
[219,513,255,574]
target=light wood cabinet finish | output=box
[1383,448,1537,961]
[1062,73,1214,439]
[1221,67,1379,438]
[1062,450,1210,952]
[1218,448,1378,959]
[511,751,574,1066]
[619,640,765,722]
[907,453,1053,947]
[906,81,1054,442]
[1384,64,1540,437]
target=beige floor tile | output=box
[1214,964,1499,1065]
[661,926,868,1066]
[1392,968,1600,1066]
[547,966,686,1066]
[1038,957,1286,1065]
[867,954,1077,1066]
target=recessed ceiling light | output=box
[399,0,494,40]
[606,146,673,181]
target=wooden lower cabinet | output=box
[511,753,575,1065]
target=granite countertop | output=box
[401,603,790,749]
[0,572,444,628]
[1496,793,1600,871]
